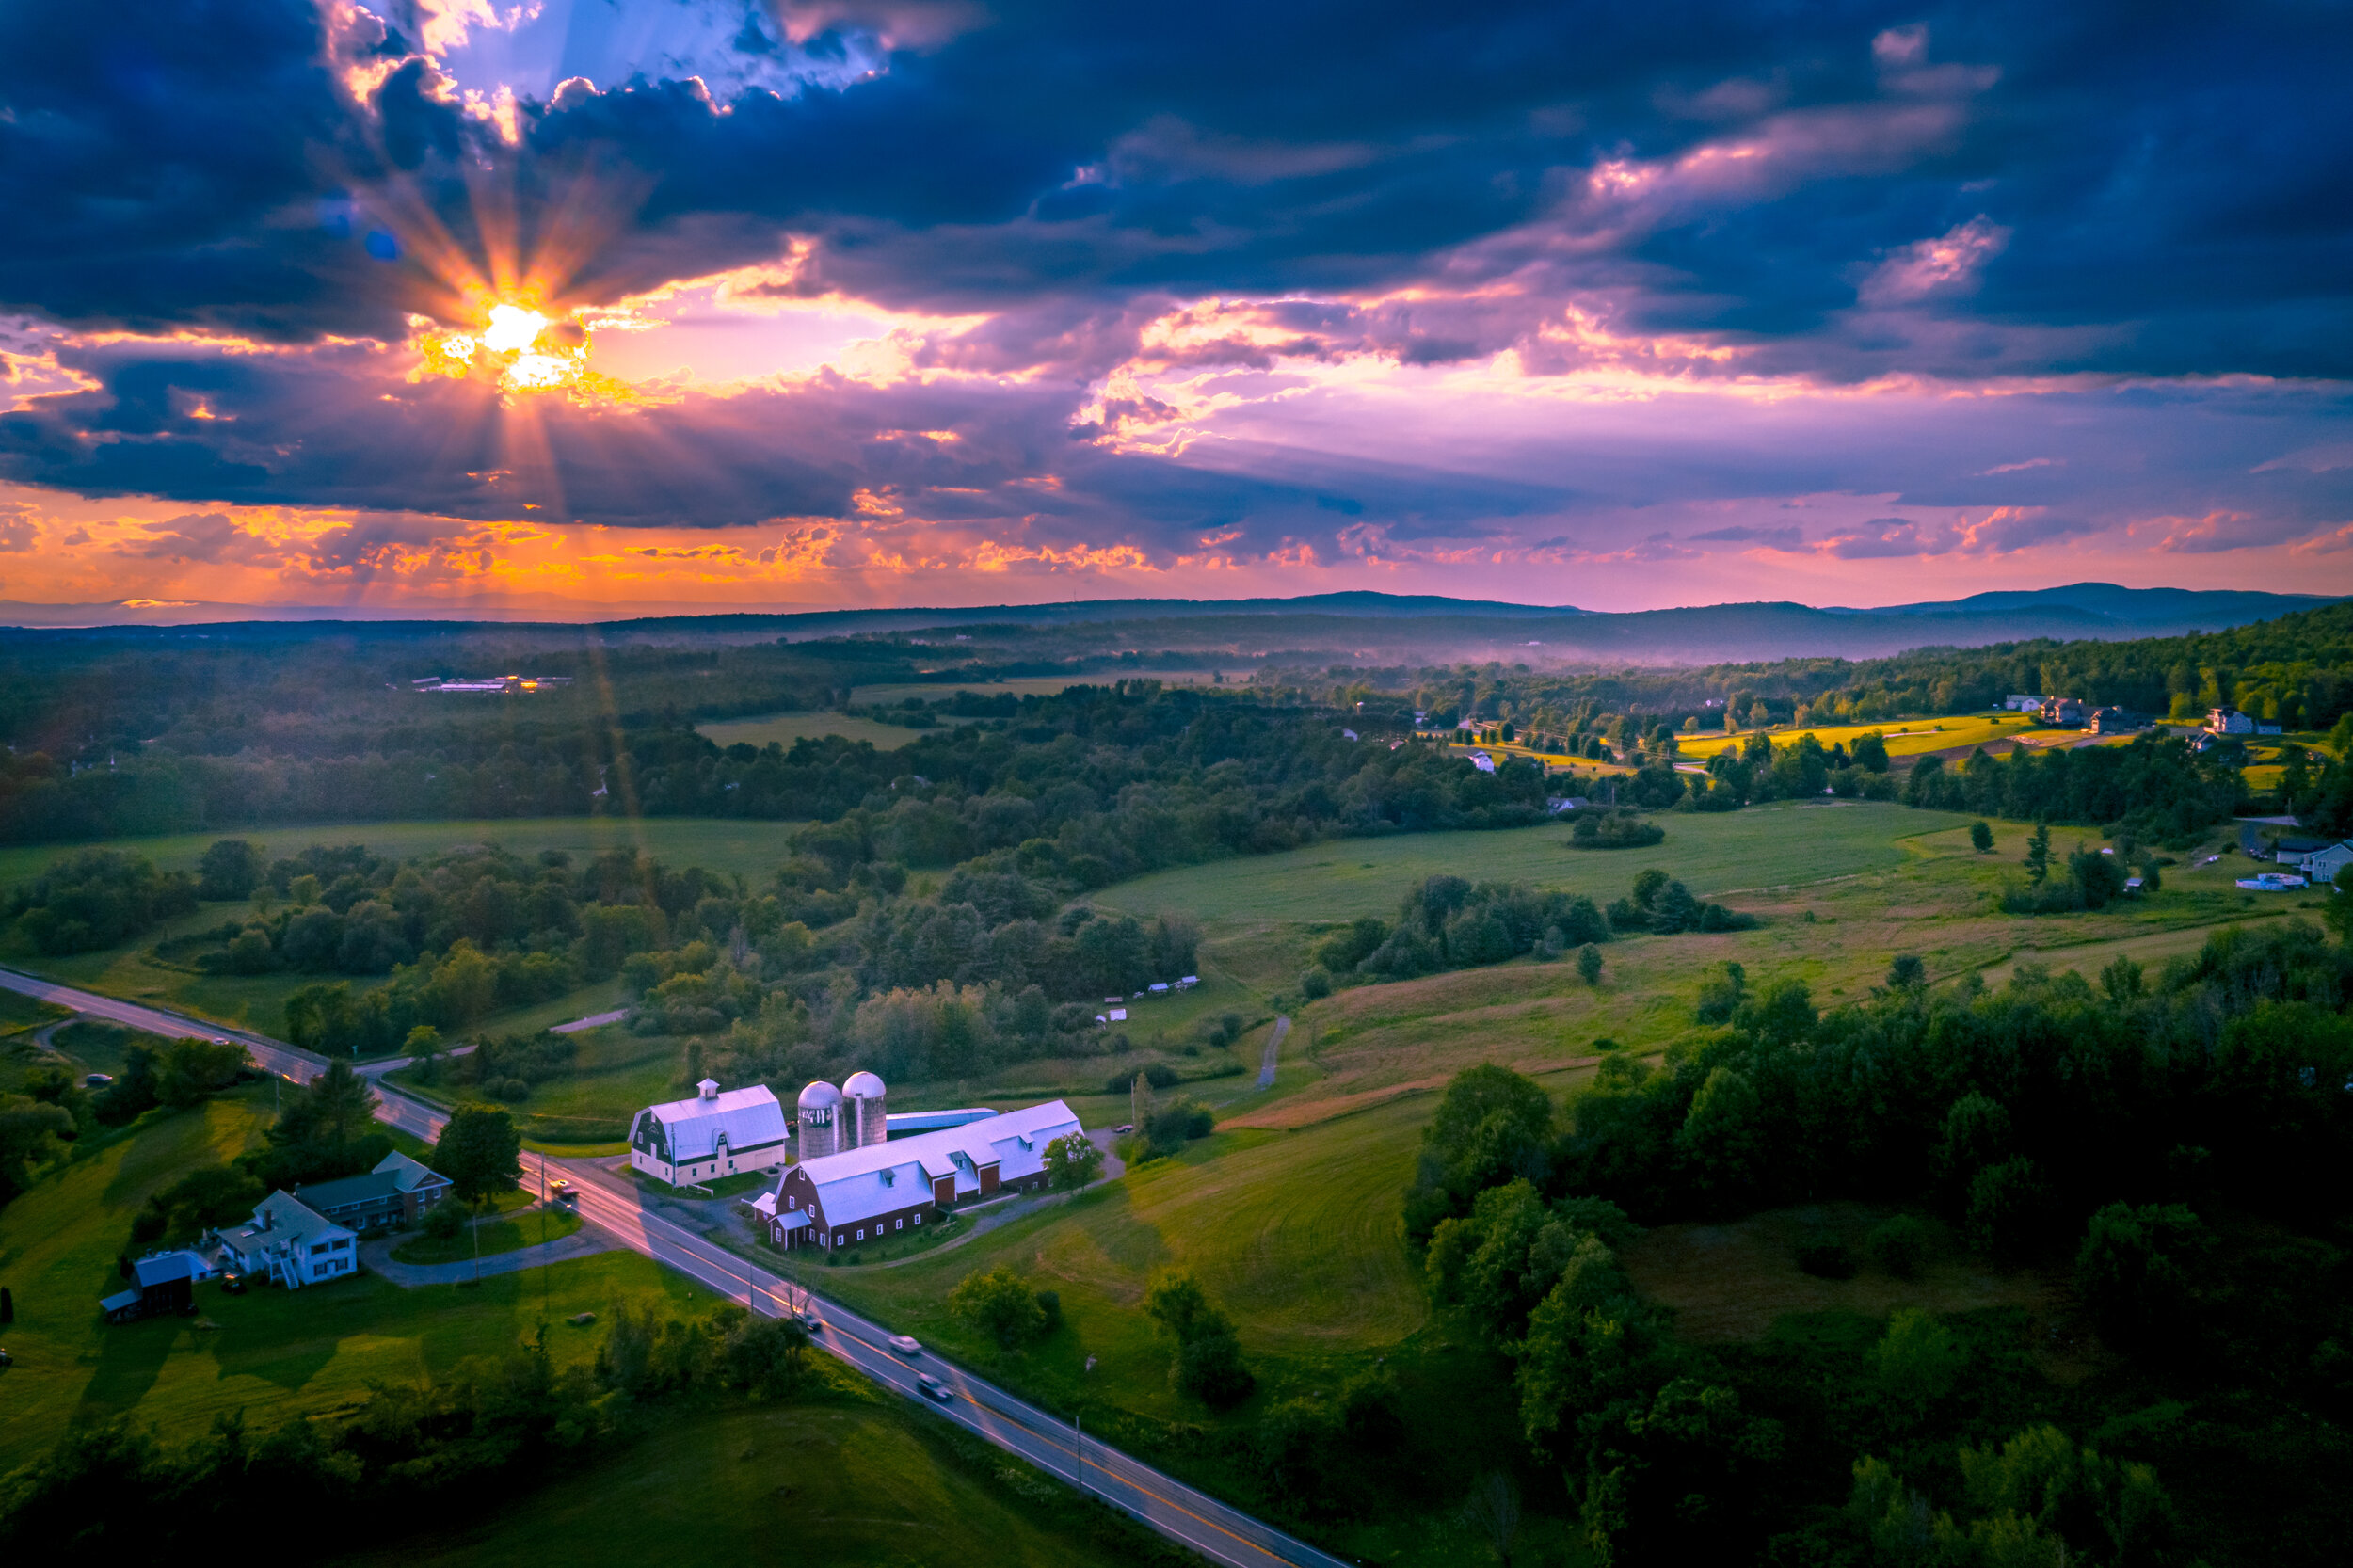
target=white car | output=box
[917,1373,953,1403]
[887,1334,922,1357]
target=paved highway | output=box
[0,966,1348,1568]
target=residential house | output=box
[2303,840,2353,888]
[2088,707,2149,735]
[2004,695,2045,712]
[1468,750,1497,774]
[291,1151,452,1233]
[99,1249,211,1323]
[2039,696,2088,726]
[756,1097,1082,1252]
[629,1079,791,1187]
[214,1192,359,1289]
[2206,706,2257,735]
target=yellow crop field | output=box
[1674,711,2041,760]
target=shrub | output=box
[1865,1214,1931,1279]
[422,1201,466,1240]
[1106,1062,1179,1096]
[1570,809,1667,849]
[1299,965,1333,1000]
[1796,1240,1857,1279]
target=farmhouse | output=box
[291,1151,452,1232]
[755,1093,1082,1252]
[2206,706,2257,735]
[2039,696,2088,726]
[629,1079,791,1187]
[214,1192,358,1289]
[2301,841,2353,888]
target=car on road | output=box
[548,1179,576,1204]
[887,1334,922,1357]
[793,1309,823,1332]
[917,1373,953,1403]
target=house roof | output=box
[219,1192,352,1260]
[780,1100,1082,1227]
[631,1083,790,1162]
[131,1250,205,1287]
[376,1150,449,1192]
[295,1169,402,1211]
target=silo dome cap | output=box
[798,1080,843,1110]
[843,1071,887,1098]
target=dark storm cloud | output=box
[4,2,2348,380]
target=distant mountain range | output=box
[0,584,2341,664]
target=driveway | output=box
[361,1226,616,1287]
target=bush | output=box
[422,1201,466,1240]
[1106,1062,1180,1096]
[1796,1240,1857,1279]
[949,1263,1048,1348]
[1865,1214,1931,1279]
[1033,1288,1062,1334]
[1299,965,1333,999]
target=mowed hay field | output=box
[0,815,810,892]
[0,1088,696,1473]
[1092,801,1990,922]
[329,1402,1115,1568]
[819,1096,1432,1416]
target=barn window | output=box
[856,1228,864,1240]
[912,1212,921,1224]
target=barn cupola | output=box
[697,1078,720,1101]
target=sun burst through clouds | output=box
[414,298,636,400]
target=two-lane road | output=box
[0,966,1348,1568]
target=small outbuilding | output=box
[100,1249,211,1323]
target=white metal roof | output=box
[781,1099,1083,1226]
[633,1084,790,1162]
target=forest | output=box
[1404,918,2353,1565]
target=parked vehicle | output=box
[888,1334,922,1356]
[1112,1123,1134,1134]
[917,1373,953,1403]
[218,1272,248,1296]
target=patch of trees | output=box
[1568,808,1666,848]
[4,849,196,953]
[1903,734,2239,841]
[949,1263,1064,1348]
[1143,1270,1255,1408]
[1604,869,1755,935]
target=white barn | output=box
[629,1079,791,1187]
[755,1098,1083,1252]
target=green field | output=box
[819,1096,1431,1420]
[0,816,810,893]
[330,1402,1119,1568]
[390,1024,685,1143]
[0,1087,696,1474]
[1091,801,1988,922]
[697,711,973,751]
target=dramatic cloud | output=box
[0,0,2345,612]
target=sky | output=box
[0,0,2348,617]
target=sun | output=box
[413,298,632,400]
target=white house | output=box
[2297,841,2353,888]
[1468,750,1497,774]
[2004,695,2044,712]
[214,1192,358,1289]
[756,1097,1083,1252]
[2206,706,2257,735]
[629,1079,791,1187]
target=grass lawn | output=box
[0,816,811,895]
[328,1400,1123,1568]
[0,1085,697,1475]
[1090,801,1989,923]
[391,1205,581,1266]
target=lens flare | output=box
[481,303,550,353]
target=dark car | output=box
[917,1373,953,1403]
[218,1272,248,1296]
